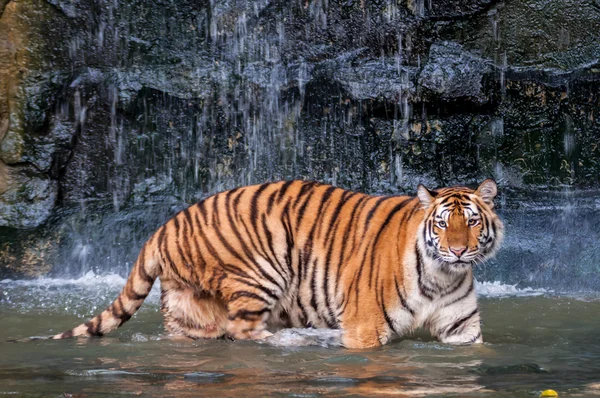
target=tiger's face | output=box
[417,179,504,273]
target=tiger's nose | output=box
[449,247,467,258]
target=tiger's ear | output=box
[475,179,498,207]
[417,184,436,207]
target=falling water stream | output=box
[1,0,600,396]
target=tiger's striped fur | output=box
[52,179,503,348]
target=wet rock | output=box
[426,0,497,19]
[1,0,600,281]
[418,41,492,101]
[475,362,549,375]
[0,163,58,229]
[331,58,416,101]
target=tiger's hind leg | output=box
[160,280,228,339]
[220,279,279,341]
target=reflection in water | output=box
[1,278,600,397]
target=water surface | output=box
[1,277,599,397]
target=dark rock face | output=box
[0,0,599,283]
[419,42,491,100]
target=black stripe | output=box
[348,196,372,257]
[196,200,208,223]
[351,198,401,297]
[439,195,454,205]
[85,319,103,337]
[183,207,204,271]
[423,219,430,247]
[188,208,208,274]
[207,266,227,290]
[295,251,310,326]
[372,200,418,289]
[179,211,195,270]
[211,194,221,227]
[322,192,357,326]
[294,187,317,231]
[128,289,149,301]
[440,273,467,297]
[309,259,323,323]
[444,279,474,307]
[324,191,357,243]
[302,186,337,285]
[232,189,246,221]
[194,212,224,265]
[225,189,280,280]
[231,277,279,301]
[366,199,412,288]
[239,216,282,275]
[266,190,278,215]
[114,297,133,323]
[379,284,397,334]
[293,181,318,210]
[137,248,154,284]
[364,196,389,232]
[446,309,479,336]
[228,308,270,320]
[470,331,482,343]
[213,193,285,292]
[261,214,289,285]
[416,247,434,300]
[281,202,296,276]
[173,217,191,269]
[335,195,369,285]
[277,180,295,202]
[160,226,177,272]
[394,277,415,315]
[229,290,272,305]
[250,183,271,231]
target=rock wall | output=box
[0,0,599,278]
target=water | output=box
[1,276,599,397]
[2,0,600,395]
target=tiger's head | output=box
[417,179,504,273]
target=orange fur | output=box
[52,180,503,348]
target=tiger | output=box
[51,179,503,348]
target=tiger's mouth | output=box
[438,248,484,265]
[434,251,480,270]
[440,259,472,273]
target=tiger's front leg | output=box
[428,296,483,345]
[340,311,393,349]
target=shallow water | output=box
[1,277,599,397]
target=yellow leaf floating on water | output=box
[540,389,558,398]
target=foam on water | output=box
[474,280,550,297]
[2,272,548,298]
[0,273,592,348]
[0,272,552,322]
[0,270,128,288]
[0,271,160,316]
[264,328,343,348]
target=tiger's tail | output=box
[52,242,160,339]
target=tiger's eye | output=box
[468,219,478,227]
[438,220,447,228]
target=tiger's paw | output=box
[249,329,274,340]
[226,318,272,340]
[440,332,483,345]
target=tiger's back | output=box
[53,179,503,348]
